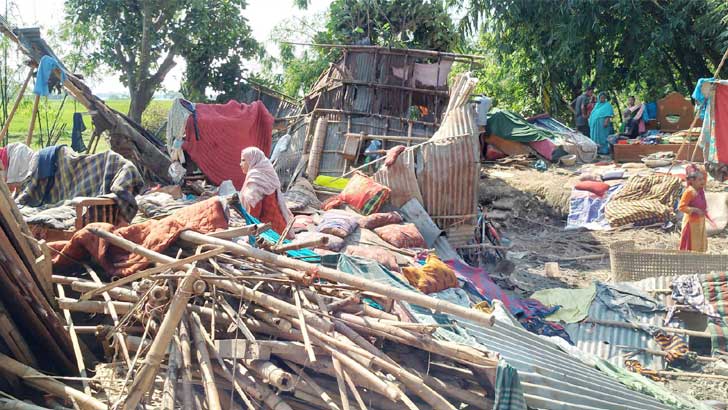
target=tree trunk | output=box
[128,83,156,123]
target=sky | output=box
[14,0,332,95]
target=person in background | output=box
[586,94,597,119]
[679,164,708,252]
[588,92,614,155]
[574,86,594,136]
[239,147,293,235]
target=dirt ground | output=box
[479,163,728,405]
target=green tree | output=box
[450,0,728,118]
[64,0,259,121]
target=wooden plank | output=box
[613,143,704,163]
[0,299,38,367]
[56,284,91,395]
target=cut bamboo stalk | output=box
[88,229,335,332]
[0,69,33,140]
[216,296,256,341]
[68,280,139,303]
[294,286,317,363]
[55,284,90,395]
[326,293,360,313]
[285,361,341,410]
[78,246,225,301]
[189,312,222,410]
[84,265,132,367]
[161,342,180,409]
[272,236,328,253]
[25,94,40,146]
[331,356,351,410]
[177,231,495,327]
[251,306,293,332]
[583,319,710,338]
[342,369,368,410]
[207,224,265,239]
[176,320,195,410]
[0,353,106,410]
[121,267,201,410]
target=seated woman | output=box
[239,147,293,234]
[622,96,645,138]
[588,92,614,155]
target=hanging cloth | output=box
[33,55,65,97]
[71,112,87,152]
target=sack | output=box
[402,254,458,294]
[322,172,390,215]
[574,180,610,196]
[345,245,399,272]
[292,215,315,233]
[316,210,360,238]
[374,223,426,249]
[358,211,403,230]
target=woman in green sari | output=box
[588,92,614,155]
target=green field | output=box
[2,97,172,152]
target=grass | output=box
[2,96,172,152]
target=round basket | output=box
[560,154,577,166]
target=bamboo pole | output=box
[0,353,106,410]
[68,279,139,302]
[177,231,495,327]
[55,284,90,395]
[285,361,341,410]
[84,265,132,367]
[161,342,180,410]
[583,318,710,338]
[272,236,329,253]
[78,247,224,301]
[293,286,317,363]
[208,224,265,239]
[121,267,201,410]
[25,94,39,146]
[176,320,195,410]
[0,69,33,141]
[331,356,351,410]
[189,312,222,410]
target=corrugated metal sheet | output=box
[564,276,684,370]
[347,252,668,410]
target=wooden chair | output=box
[71,196,119,231]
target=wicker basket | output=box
[609,240,728,282]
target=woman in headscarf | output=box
[679,164,708,252]
[588,92,614,155]
[239,147,293,234]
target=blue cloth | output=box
[364,140,382,163]
[567,183,622,230]
[231,201,320,262]
[643,102,657,121]
[692,77,714,119]
[71,113,87,152]
[588,93,614,154]
[36,145,63,203]
[33,55,65,96]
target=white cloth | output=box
[6,142,37,184]
[270,133,291,165]
[239,147,292,223]
[166,98,193,164]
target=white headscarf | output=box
[6,142,37,184]
[239,147,292,222]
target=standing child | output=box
[679,164,708,252]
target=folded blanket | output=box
[50,197,228,277]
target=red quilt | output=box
[183,100,273,189]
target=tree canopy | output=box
[449,0,728,116]
[64,0,260,121]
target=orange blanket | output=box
[50,197,228,276]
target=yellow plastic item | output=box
[313,175,349,191]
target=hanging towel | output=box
[71,113,87,152]
[33,55,65,97]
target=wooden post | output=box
[0,69,33,141]
[26,94,40,146]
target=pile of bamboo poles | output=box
[23,220,499,410]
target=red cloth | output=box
[715,84,728,164]
[50,197,228,276]
[0,147,7,170]
[574,180,610,197]
[528,139,557,161]
[183,101,273,189]
[249,192,288,234]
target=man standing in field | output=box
[574,86,594,136]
